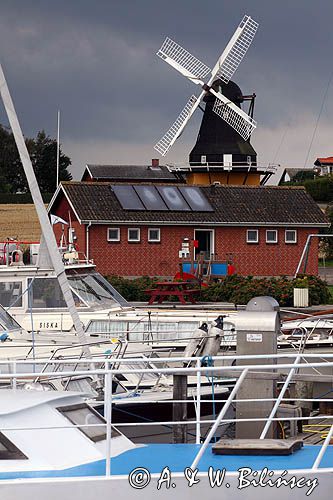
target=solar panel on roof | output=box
[179,186,214,212]
[134,185,169,211]
[112,185,145,210]
[157,185,191,211]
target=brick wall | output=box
[214,226,318,276]
[52,196,319,277]
[89,225,318,277]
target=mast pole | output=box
[0,64,91,356]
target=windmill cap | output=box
[204,79,244,104]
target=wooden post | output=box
[173,374,188,443]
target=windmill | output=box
[154,15,258,158]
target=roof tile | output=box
[58,182,328,226]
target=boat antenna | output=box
[56,109,60,188]
[0,64,91,357]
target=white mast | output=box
[0,64,90,356]
[56,109,60,188]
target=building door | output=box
[194,229,214,260]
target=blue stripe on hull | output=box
[0,444,332,480]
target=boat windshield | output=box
[0,304,22,332]
[68,272,129,310]
[27,272,129,311]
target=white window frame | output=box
[107,227,120,242]
[148,227,161,243]
[246,229,259,244]
[266,229,278,244]
[128,228,140,243]
[285,229,297,244]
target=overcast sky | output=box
[0,0,332,179]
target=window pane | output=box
[149,229,160,241]
[128,229,139,241]
[247,230,258,242]
[0,432,27,460]
[0,305,22,331]
[108,228,119,241]
[286,230,296,242]
[0,282,22,307]
[57,404,119,441]
[69,274,123,310]
[29,278,67,309]
[267,230,277,242]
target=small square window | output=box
[246,229,258,243]
[128,228,140,242]
[285,230,297,244]
[266,230,278,244]
[148,228,161,243]
[107,228,120,242]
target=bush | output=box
[105,275,158,302]
[105,274,330,306]
[202,274,329,306]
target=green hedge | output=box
[106,275,158,302]
[200,274,329,306]
[105,274,330,306]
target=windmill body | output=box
[188,79,259,185]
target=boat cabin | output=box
[0,390,134,476]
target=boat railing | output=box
[1,352,333,475]
[25,340,178,391]
[0,240,39,266]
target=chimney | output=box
[151,158,160,169]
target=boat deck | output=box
[299,417,333,445]
[0,444,332,479]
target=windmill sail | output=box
[157,38,211,84]
[154,95,200,156]
[212,90,257,141]
[213,16,259,84]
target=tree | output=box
[0,124,24,193]
[292,170,317,183]
[0,125,72,194]
[31,130,72,193]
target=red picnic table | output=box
[145,281,200,305]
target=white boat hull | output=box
[0,469,330,499]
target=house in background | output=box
[48,181,328,278]
[81,161,183,184]
[314,157,333,176]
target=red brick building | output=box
[48,181,328,278]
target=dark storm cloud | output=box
[0,0,332,176]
